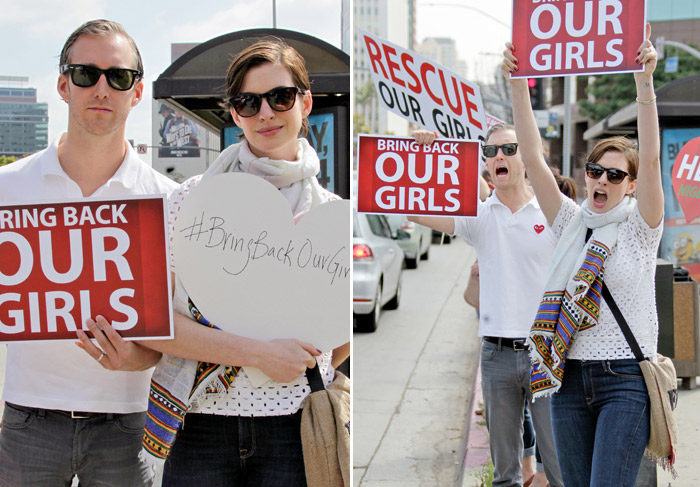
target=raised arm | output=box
[634,23,663,228]
[503,43,562,225]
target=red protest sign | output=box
[511,0,645,78]
[0,196,172,342]
[357,135,479,217]
[672,137,700,223]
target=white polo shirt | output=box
[454,193,556,338]
[0,136,177,413]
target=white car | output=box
[353,211,404,332]
[385,215,431,269]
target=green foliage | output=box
[579,46,700,122]
[353,113,371,137]
[472,460,495,487]
[0,155,19,167]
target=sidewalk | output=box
[459,361,700,487]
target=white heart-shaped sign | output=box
[173,173,351,376]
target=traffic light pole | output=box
[562,76,572,178]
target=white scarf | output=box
[543,196,636,303]
[200,138,329,217]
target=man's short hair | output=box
[60,19,143,75]
[485,123,516,143]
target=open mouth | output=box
[593,190,608,207]
[495,166,508,177]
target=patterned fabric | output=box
[529,241,609,397]
[142,300,238,460]
[528,197,635,399]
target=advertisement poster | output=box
[356,134,480,217]
[0,196,173,342]
[158,103,201,158]
[660,128,700,280]
[511,0,646,78]
[359,29,487,141]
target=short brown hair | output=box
[222,38,311,136]
[60,20,143,75]
[485,123,516,143]
[586,136,639,180]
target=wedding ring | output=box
[97,353,105,363]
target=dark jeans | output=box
[162,411,306,487]
[0,403,150,487]
[551,359,650,487]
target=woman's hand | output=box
[501,41,518,78]
[502,42,528,90]
[634,23,657,81]
[255,338,321,383]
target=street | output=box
[353,237,481,486]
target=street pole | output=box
[272,0,277,28]
[562,76,572,178]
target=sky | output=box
[0,0,344,155]
[415,0,514,84]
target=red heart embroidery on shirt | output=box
[534,225,544,234]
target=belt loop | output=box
[37,408,46,420]
[497,337,503,351]
[106,413,114,423]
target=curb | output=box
[458,360,492,487]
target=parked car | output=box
[432,229,452,244]
[353,210,405,332]
[385,215,431,269]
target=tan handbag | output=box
[301,364,350,487]
[602,282,678,475]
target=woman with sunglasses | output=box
[139,39,349,486]
[503,23,662,486]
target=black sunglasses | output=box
[585,162,630,184]
[482,143,518,158]
[61,64,142,91]
[229,86,304,117]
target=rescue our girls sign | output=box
[511,0,646,78]
[359,29,487,141]
[357,135,480,217]
[0,196,173,342]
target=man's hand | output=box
[76,316,162,371]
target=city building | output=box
[416,37,467,79]
[354,0,416,137]
[0,76,48,158]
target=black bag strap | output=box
[585,228,646,363]
[306,362,325,392]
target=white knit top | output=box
[552,197,663,360]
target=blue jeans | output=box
[162,411,306,487]
[0,403,150,487]
[551,359,650,487]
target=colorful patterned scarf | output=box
[142,300,239,460]
[528,197,635,398]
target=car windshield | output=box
[385,214,405,230]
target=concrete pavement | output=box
[354,238,481,486]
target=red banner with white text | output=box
[357,135,479,217]
[511,0,646,78]
[0,196,172,342]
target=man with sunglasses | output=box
[409,125,564,487]
[0,20,176,486]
